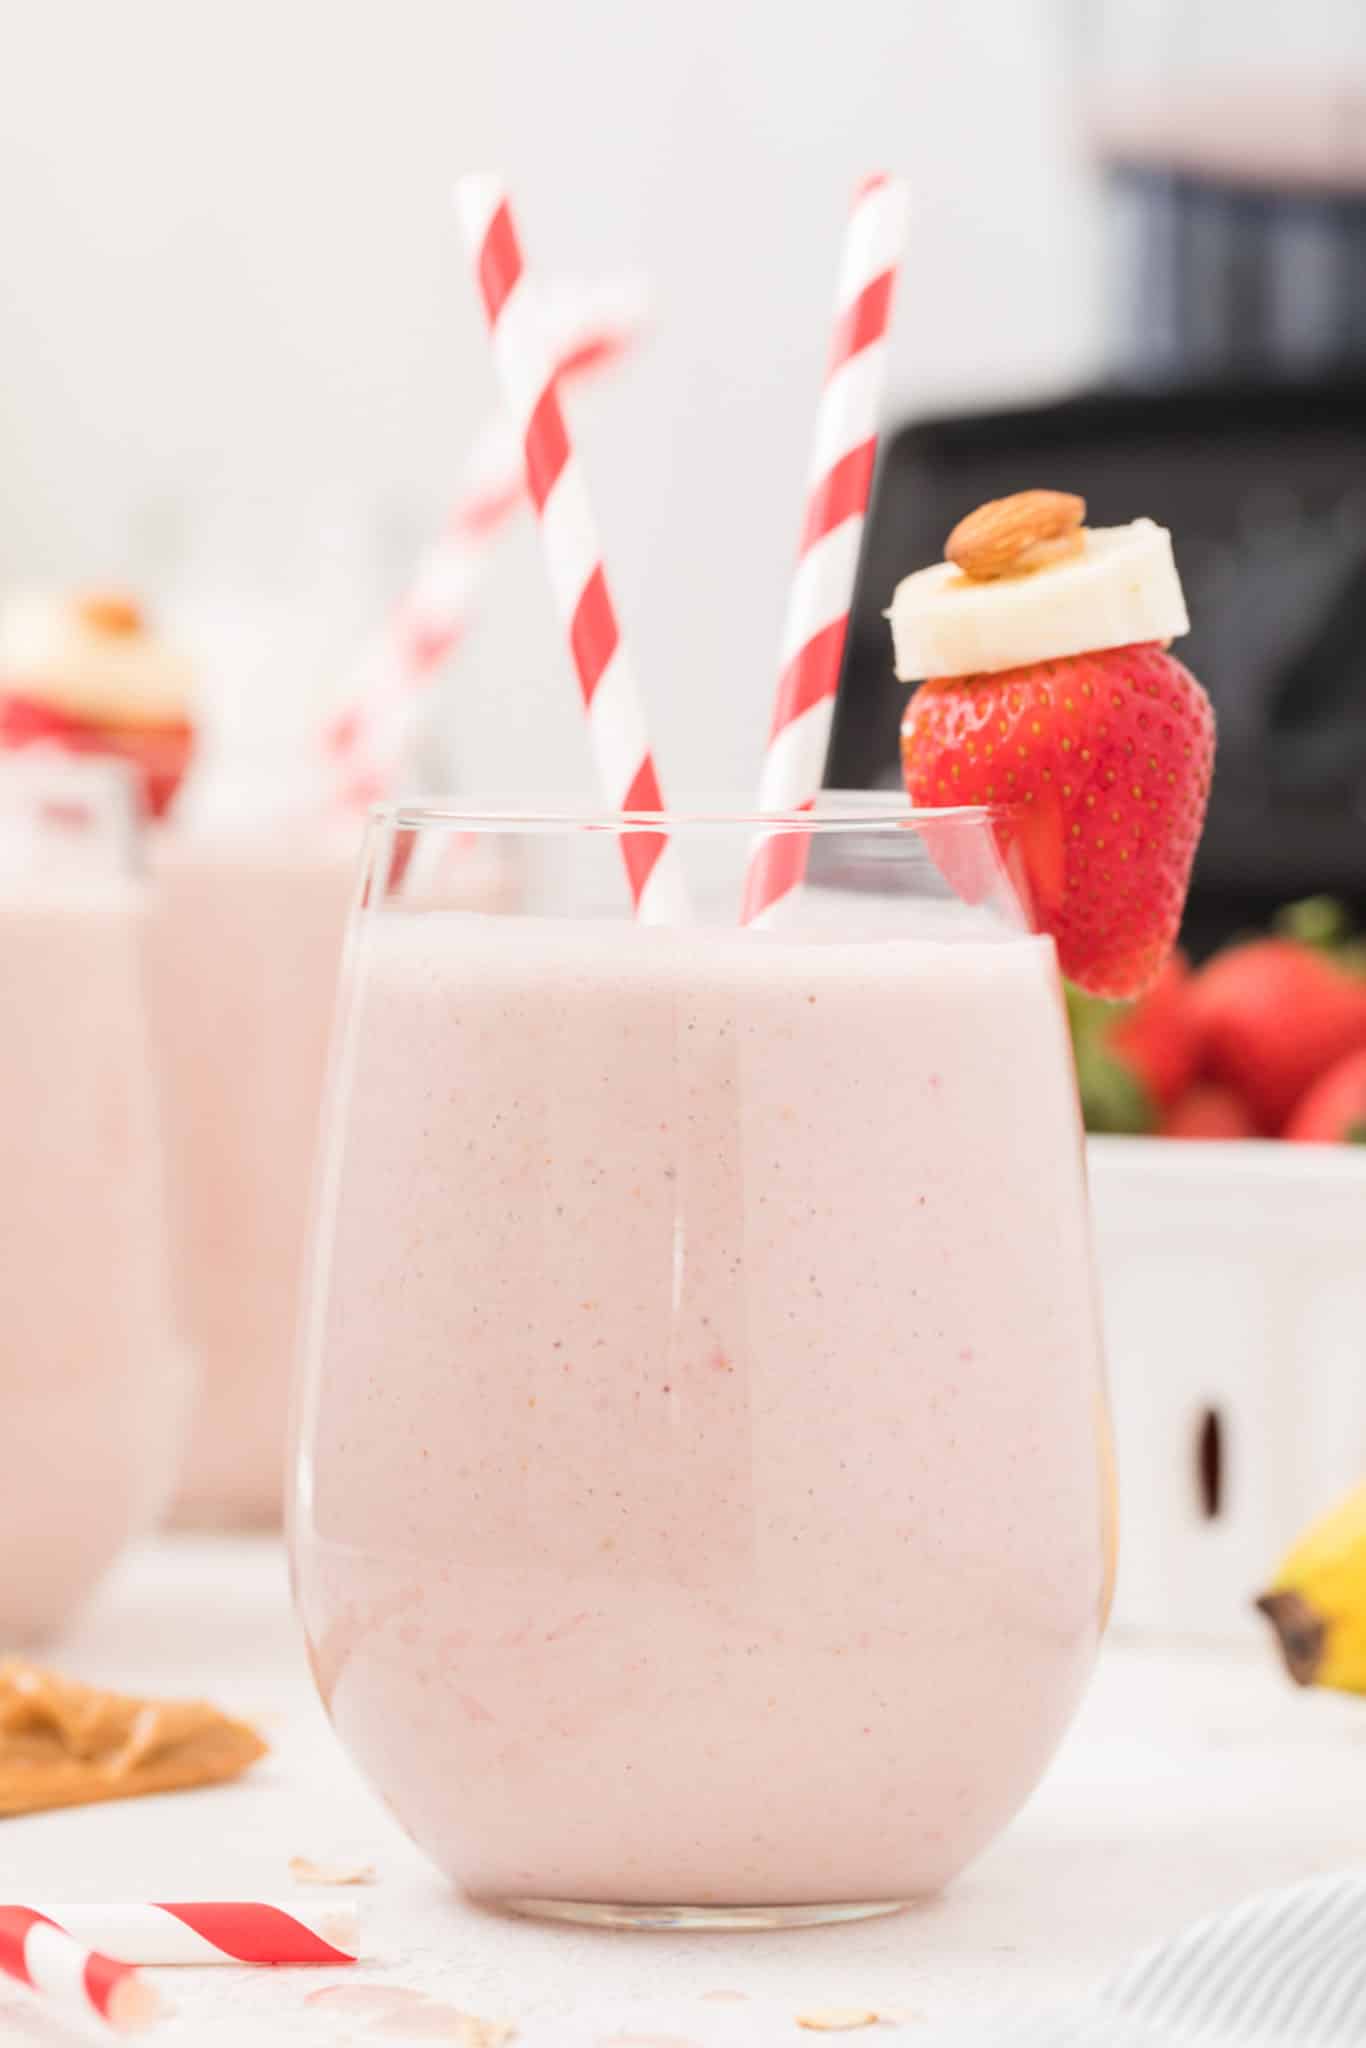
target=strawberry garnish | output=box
[902,641,1214,999]
[891,492,1211,1000]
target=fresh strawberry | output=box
[1066,953,1199,1133]
[1187,939,1366,1134]
[901,641,1215,999]
[1284,1047,1366,1144]
[1160,1083,1259,1140]
[1108,951,1200,1107]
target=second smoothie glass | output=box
[291,797,1114,1927]
[0,756,184,1641]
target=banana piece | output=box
[888,518,1189,681]
[1257,1481,1366,1693]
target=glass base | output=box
[500,1897,910,1931]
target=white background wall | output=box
[0,0,1101,797]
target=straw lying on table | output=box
[455,175,689,925]
[742,172,908,925]
[29,1900,361,1965]
[0,1905,164,2036]
[0,1901,359,2034]
[326,277,650,812]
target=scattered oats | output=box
[597,2037,700,2048]
[290,1854,378,1886]
[796,2011,880,2032]
[304,1984,427,2013]
[375,2010,516,2045]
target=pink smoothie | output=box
[150,828,519,1526]
[0,878,182,1641]
[148,829,359,1526]
[293,912,1110,1909]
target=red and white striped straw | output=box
[27,1901,360,1967]
[0,1905,164,2035]
[741,173,908,925]
[455,176,687,924]
[326,278,650,814]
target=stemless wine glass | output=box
[149,796,521,1530]
[291,796,1114,1929]
[0,755,184,1641]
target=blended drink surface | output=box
[0,879,179,1639]
[152,829,520,1525]
[293,910,1109,1907]
[149,830,357,1525]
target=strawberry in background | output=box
[1065,897,1366,1143]
[1284,1048,1366,1145]
[1067,954,1202,1133]
[1189,929,1366,1134]
[1160,1084,1259,1141]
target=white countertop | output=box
[4,1537,1366,2046]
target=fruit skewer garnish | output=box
[0,590,195,819]
[890,490,1215,999]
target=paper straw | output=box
[455,175,687,924]
[26,1901,360,1966]
[326,277,650,812]
[0,1906,164,2035]
[741,173,908,925]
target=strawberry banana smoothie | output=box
[149,829,358,1525]
[151,827,520,1526]
[293,903,1110,1912]
[0,875,181,1641]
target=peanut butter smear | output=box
[0,1659,267,1817]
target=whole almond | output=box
[77,590,145,636]
[945,490,1085,581]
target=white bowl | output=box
[1087,1135,1366,1640]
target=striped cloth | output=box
[941,1872,1366,2046]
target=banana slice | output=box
[888,518,1189,681]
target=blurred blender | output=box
[1086,0,1366,384]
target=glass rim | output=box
[0,750,139,797]
[374,791,998,834]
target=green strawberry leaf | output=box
[1071,1039,1156,1135]
[1347,1121,1366,1146]
[1078,1056,1156,1135]
[1064,979,1153,1134]
[1273,896,1355,950]
[1065,979,1132,1041]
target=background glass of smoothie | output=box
[148,820,360,1527]
[150,814,522,1527]
[291,797,1113,1927]
[0,756,184,1642]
